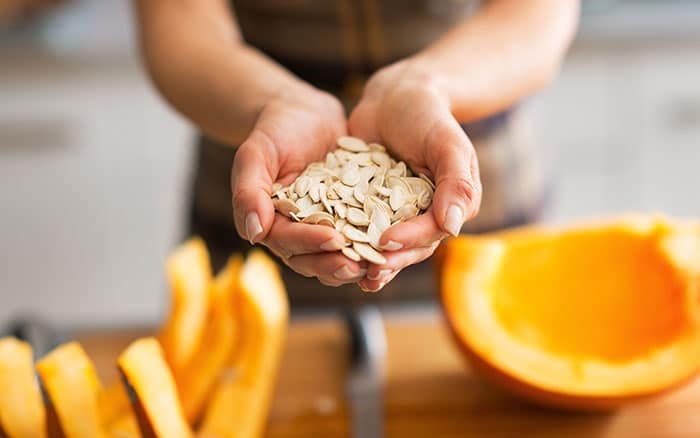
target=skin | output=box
[133,0,580,291]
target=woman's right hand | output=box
[231,85,368,286]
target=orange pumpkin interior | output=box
[441,216,700,409]
[492,227,691,363]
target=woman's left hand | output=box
[348,60,482,291]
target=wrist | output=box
[402,56,452,106]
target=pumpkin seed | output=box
[347,207,370,226]
[295,176,312,197]
[273,198,299,217]
[302,211,335,227]
[367,222,382,249]
[342,224,370,243]
[319,185,333,214]
[368,142,386,152]
[353,242,387,264]
[389,186,409,211]
[342,246,362,262]
[341,163,360,186]
[296,195,314,211]
[296,203,324,218]
[338,136,370,152]
[419,172,436,189]
[271,136,435,274]
[392,204,419,223]
[371,206,391,232]
[334,201,348,219]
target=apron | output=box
[188,0,547,307]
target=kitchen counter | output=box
[76,313,700,437]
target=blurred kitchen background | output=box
[1,0,699,326]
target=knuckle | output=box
[449,175,478,203]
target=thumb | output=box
[428,118,482,237]
[348,99,381,143]
[231,130,278,244]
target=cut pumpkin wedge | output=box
[97,381,131,428]
[159,238,212,377]
[0,337,47,438]
[118,338,192,438]
[36,342,107,438]
[199,250,289,438]
[106,413,139,438]
[179,255,242,424]
[440,215,700,410]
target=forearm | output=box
[133,0,310,145]
[413,0,580,122]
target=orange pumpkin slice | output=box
[97,382,131,427]
[179,255,242,424]
[118,338,192,438]
[36,342,107,438]
[199,250,289,438]
[0,337,47,438]
[159,238,212,377]
[441,215,700,410]
[106,414,139,438]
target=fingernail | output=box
[359,282,381,293]
[367,269,392,281]
[320,238,344,252]
[381,240,403,251]
[334,266,366,281]
[245,212,263,244]
[444,205,463,237]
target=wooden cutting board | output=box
[76,312,700,438]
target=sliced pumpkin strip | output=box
[179,255,242,424]
[106,414,139,438]
[158,238,212,377]
[36,342,106,438]
[440,215,700,410]
[118,338,192,438]
[199,250,289,438]
[0,337,47,438]
[98,381,131,428]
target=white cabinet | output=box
[0,54,193,326]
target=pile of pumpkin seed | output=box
[271,136,435,265]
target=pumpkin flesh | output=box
[118,338,192,438]
[441,217,700,409]
[199,250,289,438]
[159,238,212,377]
[0,338,47,438]
[35,342,107,438]
[179,255,241,424]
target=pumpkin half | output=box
[440,215,700,410]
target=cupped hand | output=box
[348,60,482,291]
[231,85,368,286]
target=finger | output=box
[286,252,368,285]
[378,209,447,251]
[262,214,346,258]
[360,244,438,292]
[426,117,482,237]
[347,99,382,143]
[231,130,279,244]
[358,269,399,293]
